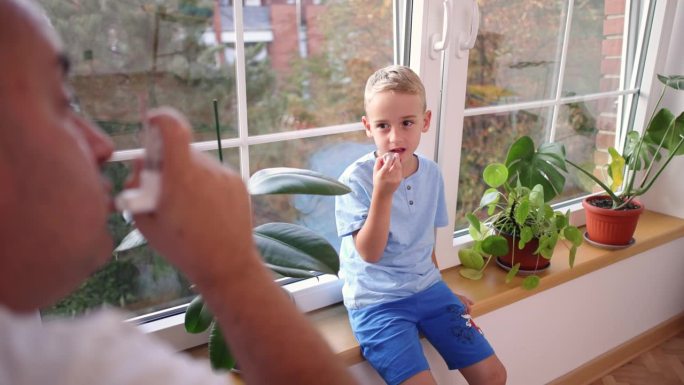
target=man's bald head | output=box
[0,0,62,79]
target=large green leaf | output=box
[184,295,213,334]
[459,268,484,280]
[458,249,485,270]
[482,235,509,257]
[657,74,684,90]
[249,168,351,196]
[254,223,339,277]
[208,324,236,370]
[483,163,508,188]
[522,275,540,290]
[505,136,567,202]
[645,110,684,156]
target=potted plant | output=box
[458,136,583,290]
[116,167,350,370]
[565,74,684,246]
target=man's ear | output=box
[422,110,432,133]
[362,116,373,138]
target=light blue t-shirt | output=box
[335,152,449,310]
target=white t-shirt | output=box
[0,306,231,385]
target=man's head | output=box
[362,65,431,165]
[0,0,115,312]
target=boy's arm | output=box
[353,155,403,263]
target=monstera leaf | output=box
[249,167,351,195]
[505,136,567,202]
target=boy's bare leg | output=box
[400,370,437,385]
[459,354,507,385]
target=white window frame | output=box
[412,0,678,270]
[104,0,677,350]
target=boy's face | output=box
[362,91,431,164]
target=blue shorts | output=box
[348,281,494,385]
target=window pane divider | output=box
[548,0,575,143]
[462,89,638,118]
[109,122,366,162]
[233,0,250,180]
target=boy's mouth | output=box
[389,148,405,154]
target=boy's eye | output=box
[403,120,415,127]
[376,123,389,130]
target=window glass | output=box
[247,0,394,134]
[456,108,551,229]
[466,0,566,107]
[563,0,625,96]
[38,0,393,319]
[454,0,629,232]
[250,132,373,252]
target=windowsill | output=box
[303,210,684,367]
[186,210,684,369]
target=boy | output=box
[335,65,506,385]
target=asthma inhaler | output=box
[115,124,162,214]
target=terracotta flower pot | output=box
[496,234,549,272]
[582,195,644,246]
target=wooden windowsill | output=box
[187,210,684,370]
[304,210,684,367]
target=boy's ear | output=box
[361,116,373,137]
[422,110,432,133]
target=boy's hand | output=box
[373,152,402,198]
[457,294,474,314]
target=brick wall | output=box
[594,0,626,187]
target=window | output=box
[410,0,659,268]
[37,0,396,334]
[38,0,666,349]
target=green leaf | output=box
[185,295,214,334]
[569,245,577,268]
[483,163,508,188]
[505,263,520,283]
[466,213,482,240]
[537,234,557,259]
[554,212,568,229]
[248,168,351,196]
[529,185,545,207]
[514,199,530,227]
[564,226,583,247]
[458,249,485,270]
[208,324,236,370]
[645,110,684,156]
[480,188,500,208]
[482,235,509,256]
[505,136,567,202]
[114,228,147,253]
[254,223,339,277]
[519,226,533,249]
[657,74,684,90]
[522,275,540,290]
[459,268,484,280]
[607,147,626,191]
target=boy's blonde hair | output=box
[364,65,427,112]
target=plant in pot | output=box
[115,167,350,370]
[458,136,583,290]
[564,74,684,247]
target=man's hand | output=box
[132,107,259,289]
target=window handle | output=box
[456,0,480,58]
[430,0,451,59]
